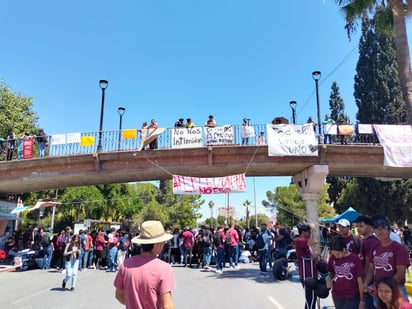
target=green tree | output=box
[59,186,104,223]
[335,0,412,123]
[336,10,410,222]
[337,178,412,225]
[0,80,39,139]
[355,11,407,124]
[263,185,335,227]
[243,199,252,229]
[326,81,352,205]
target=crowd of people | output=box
[2,213,412,308]
[297,215,412,309]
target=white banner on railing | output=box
[204,125,234,145]
[173,173,246,194]
[51,134,66,145]
[267,123,318,156]
[67,133,81,144]
[171,127,203,148]
[373,125,412,167]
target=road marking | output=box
[268,296,286,309]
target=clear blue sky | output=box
[1,1,411,220]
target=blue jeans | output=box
[258,249,268,271]
[203,246,212,266]
[229,245,239,267]
[332,295,359,309]
[216,247,225,270]
[108,247,118,271]
[38,142,46,157]
[82,250,89,269]
[88,248,94,267]
[64,259,79,288]
[78,248,84,270]
[42,245,53,269]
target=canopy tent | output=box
[321,207,362,224]
[29,201,60,211]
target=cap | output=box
[79,230,83,234]
[373,218,390,229]
[297,222,311,234]
[337,219,350,227]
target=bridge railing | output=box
[0,123,380,159]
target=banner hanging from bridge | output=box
[172,173,246,194]
[373,125,412,167]
[171,127,203,148]
[267,123,318,156]
[204,125,234,145]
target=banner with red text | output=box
[173,173,246,194]
[373,125,412,167]
[267,124,318,156]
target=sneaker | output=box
[215,269,222,274]
[70,287,75,291]
[62,279,66,289]
[234,265,240,270]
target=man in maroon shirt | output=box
[181,226,194,267]
[364,217,410,302]
[355,215,380,309]
[295,222,318,309]
[337,218,360,254]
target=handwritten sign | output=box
[173,174,246,194]
[267,124,318,156]
[171,127,203,148]
[373,125,412,167]
[204,125,234,145]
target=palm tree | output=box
[208,200,215,228]
[243,200,252,230]
[336,0,412,124]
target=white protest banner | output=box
[267,123,318,156]
[373,125,412,167]
[51,134,66,145]
[204,125,234,145]
[66,133,81,144]
[138,127,166,151]
[173,173,246,194]
[171,127,203,148]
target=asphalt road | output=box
[0,262,335,309]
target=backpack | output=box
[225,231,232,245]
[40,234,50,248]
[202,230,211,245]
[214,231,222,247]
[256,232,265,250]
[119,238,130,251]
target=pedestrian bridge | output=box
[0,144,411,195]
[0,124,410,195]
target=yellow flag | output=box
[122,129,137,139]
[80,136,95,147]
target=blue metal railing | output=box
[0,123,379,159]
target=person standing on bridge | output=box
[205,115,216,128]
[114,220,175,309]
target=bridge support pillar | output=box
[293,165,329,253]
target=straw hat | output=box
[132,220,172,244]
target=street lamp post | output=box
[117,107,126,150]
[289,100,297,124]
[97,80,108,152]
[312,71,322,143]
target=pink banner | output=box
[173,174,247,195]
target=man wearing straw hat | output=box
[114,220,175,309]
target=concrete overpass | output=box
[0,144,411,195]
